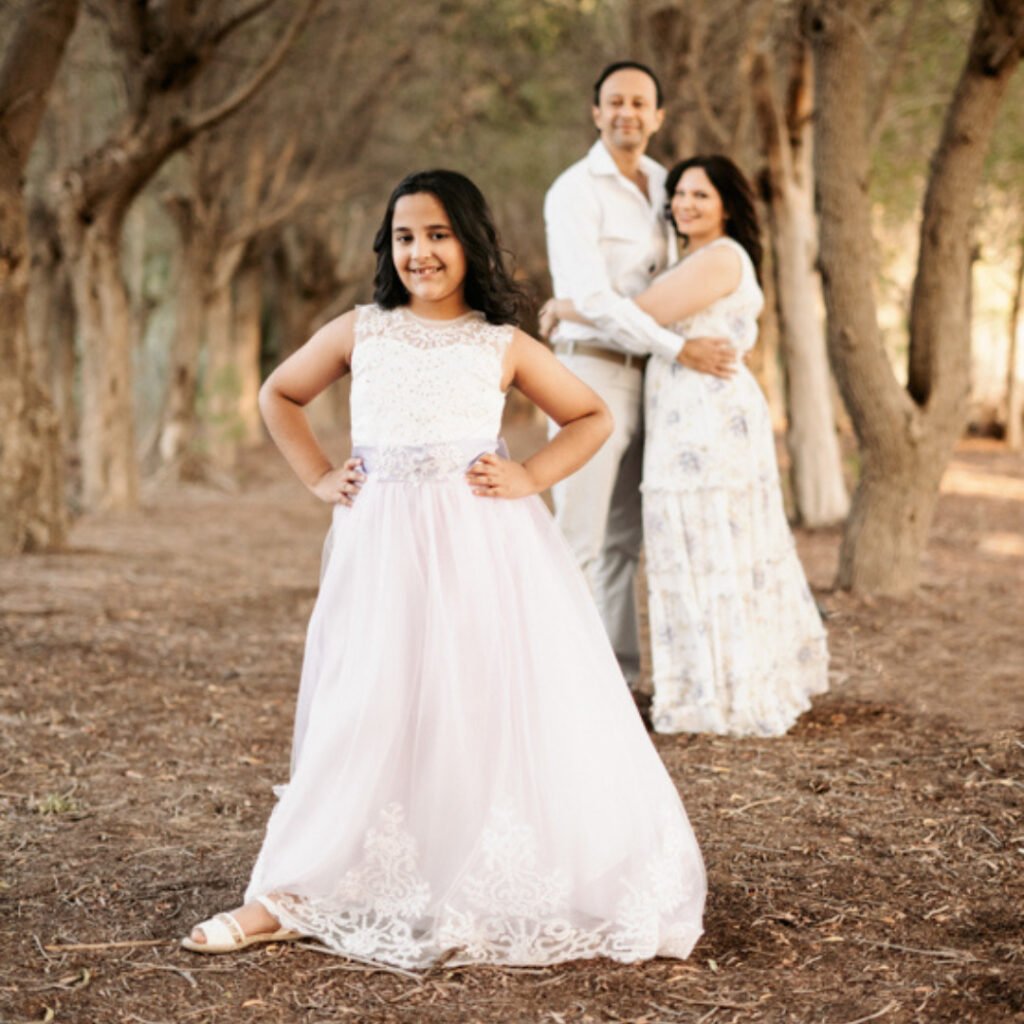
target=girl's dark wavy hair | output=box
[664,155,763,283]
[372,169,526,325]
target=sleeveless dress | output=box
[643,238,829,736]
[244,304,705,968]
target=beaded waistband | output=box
[352,438,506,482]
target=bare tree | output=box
[0,0,80,553]
[155,16,410,475]
[52,0,319,511]
[810,0,1024,593]
[752,9,849,527]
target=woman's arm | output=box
[259,310,365,505]
[632,243,742,325]
[545,244,742,330]
[539,244,742,379]
[465,329,612,498]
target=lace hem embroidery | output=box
[262,802,702,968]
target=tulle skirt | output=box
[245,439,705,968]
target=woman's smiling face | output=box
[391,192,469,317]
[670,167,727,244]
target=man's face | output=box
[592,68,664,156]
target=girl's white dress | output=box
[245,304,705,968]
[643,237,829,737]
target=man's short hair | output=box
[592,61,664,109]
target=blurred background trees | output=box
[1,0,1022,594]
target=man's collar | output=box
[586,139,663,180]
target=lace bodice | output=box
[350,305,512,447]
[670,237,763,353]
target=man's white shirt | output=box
[544,140,683,362]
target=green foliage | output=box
[33,791,80,815]
[869,0,976,224]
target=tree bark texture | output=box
[60,207,140,510]
[0,0,79,553]
[26,201,76,447]
[158,203,208,468]
[752,35,849,527]
[810,0,1024,594]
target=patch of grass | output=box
[32,792,80,815]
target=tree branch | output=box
[687,8,730,149]
[867,0,923,149]
[0,0,80,169]
[729,0,775,151]
[205,0,280,51]
[186,0,321,139]
[751,47,791,188]
[906,0,1024,411]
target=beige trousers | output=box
[548,352,644,683]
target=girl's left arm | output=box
[466,330,612,499]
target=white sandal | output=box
[180,911,300,954]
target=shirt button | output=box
[648,264,656,274]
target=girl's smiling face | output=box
[670,167,727,245]
[391,192,470,318]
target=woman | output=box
[543,155,828,737]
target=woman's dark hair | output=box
[372,169,526,325]
[592,61,663,108]
[664,155,763,282]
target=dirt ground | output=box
[1,431,1022,1024]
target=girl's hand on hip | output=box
[311,457,365,506]
[466,453,537,499]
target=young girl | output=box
[543,156,829,737]
[182,170,705,967]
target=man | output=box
[543,60,734,686]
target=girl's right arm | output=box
[466,330,612,499]
[258,310,365,505]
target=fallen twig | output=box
[836,999,899,1024]
[849,938,978,962]
[650,997,762,1012]
[129,963,198,988]
[727,796,783,815]
[43,939,172,952]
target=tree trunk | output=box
[0,179,67,551]
[770,180,850,525]
[26,200,77,447]
[810,0,1024,594]
[0,0,79,553]
[61,210,140,510]
[747,237,786,429]
[233,255,265,447]
[158,227,207,467]
[1005,232,1024,449]
[203,273,241,472]
[752,39,849,527]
